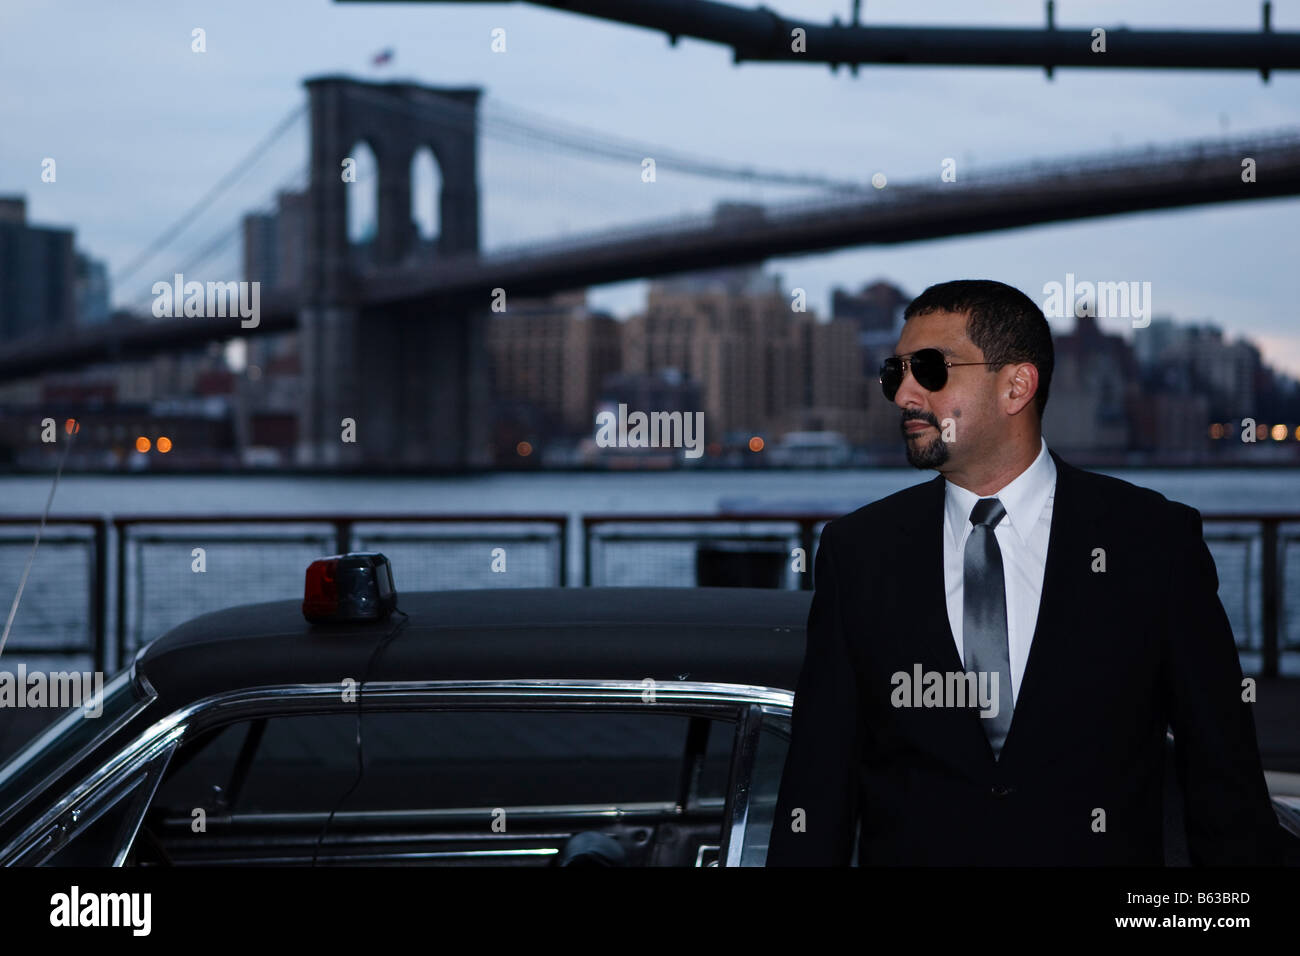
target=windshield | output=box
[0,670,149,821]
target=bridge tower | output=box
[297,75,490,469]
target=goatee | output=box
[905,430,949,469]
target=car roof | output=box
[136,587,812,711]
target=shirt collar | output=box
[944,436,1056,547]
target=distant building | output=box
[486,290,622,436]
[0,196,77,344]
[1183,327,1259,418]
[242,213,278,290]
[598,369,702,418]
[833,279,908,336]
[1044,313,1135,452]
[774,314,870,444]
[1134,317,1261,421]
[237,189,307,443]
[75,251,111,326]
[241,190,307,292]
[275,191,307,292]
[624,265,869,445]
[1131,316,1185,367]
[831,280,911,450]
[1129,391,1211,456]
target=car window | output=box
[0,670,146,822]
[738,718,791,866]
[8,737,176,867]
[155,709,735,813]
[40,770,153,867]
[141,706,742,866]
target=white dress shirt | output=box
[943,436,1057,707]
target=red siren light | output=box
[303,552,397,623]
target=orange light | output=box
[135,436,151,453]
[64,418,79,435]
[156,436,173,453]
[748,436,765,452]
[516,441,533,457]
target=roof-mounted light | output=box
[303,552,397,623]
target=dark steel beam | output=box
[357,132,1300,305]
[0,304,296,379]
[338,0,1300,75]
[6,132,1299,379]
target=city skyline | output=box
[4,259,1295,472]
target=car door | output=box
[5,680,793,867]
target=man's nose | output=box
[892,364,927,410]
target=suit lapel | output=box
[998,450,1107,766]
[893,472,966,676]
[888,473,989,771]
[890,450,1107,769]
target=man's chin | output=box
[904,436,949,469]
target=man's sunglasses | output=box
[878,348,997,401]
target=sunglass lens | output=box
[911,349,948,391]
[879,359,902,400]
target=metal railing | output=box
[0,512,1295,676]
[0,514,566,672]
[582,512,1300,678]
[0,517,108,671]
[582,514,824,590]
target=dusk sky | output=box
[3,0,1298,375]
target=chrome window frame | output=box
[2,722,181,867]
[729,703,793,866]
[1,679,795,867]
[11,741,177,867]
[0,668,157,832]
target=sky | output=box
[2,0,1298,376]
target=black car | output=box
[0,584,806,867]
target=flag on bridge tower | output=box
[371,48,394,67]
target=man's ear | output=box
[1005,362,1039,415]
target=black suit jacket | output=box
[766,449,1283,865]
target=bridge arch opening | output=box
[410,145,442,251]
[345,140,378,250]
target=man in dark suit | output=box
[766,279,1282,866]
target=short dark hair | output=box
[903,279,1054,419]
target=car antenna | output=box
[311,605,410,867]
[0,420,77,664]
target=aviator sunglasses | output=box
[878,348,998,401]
